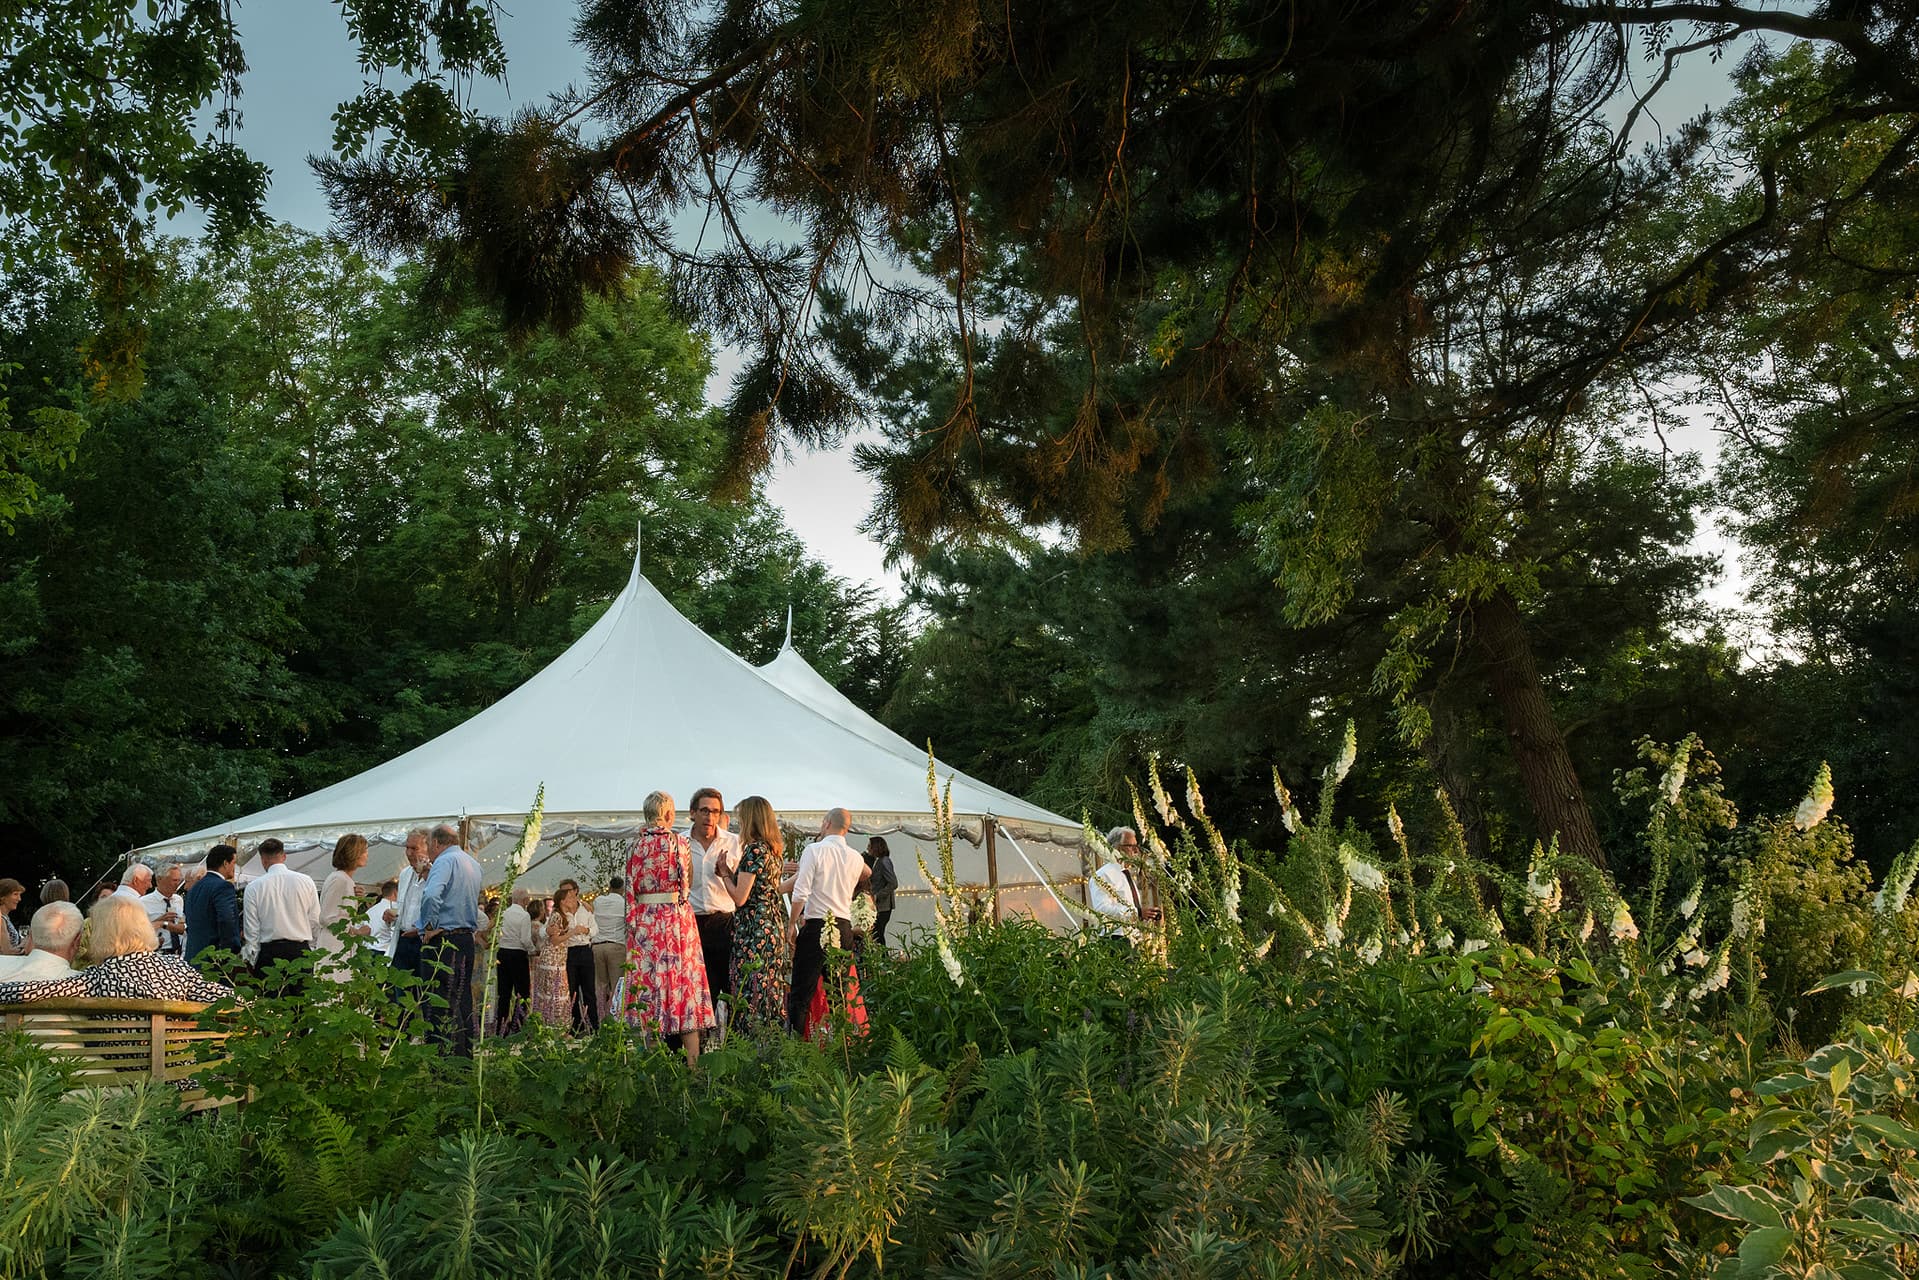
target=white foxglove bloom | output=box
[1222,885,1241,924]
[1687,947,1731,1000]
[1329,720,1358,784]
[1434,930,1455,952]
[1388,803,1405,844]
[1660,742,1690,806]
[1794,762,1834,831]
[1660,990,1675,1011]
[1324,916,1344,948]
[507,788,546,875]
[1874,850,1918,916]
[1358,938,1383,965]
[1486,910,1504,938]
[937,934,964,988]
[1730,892,1763,939]
[1461,938,1489,955]
[1682,948,1708,969]
[1848,978,1869,997]
[851,894,877,933]
[1339,844,1387,892]
[1577,911,1594,942]
[1253,935,1274,959]
[1396,929,1410,945]
[1678,882,1702,920]
[1150,756,1181,827]
[1274,767,1300,834]
[1609,901,1639,943]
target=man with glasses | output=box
[686,786,740,1027]
[1088,826,1162,947]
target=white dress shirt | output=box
[395,863,426,933]
[370,898,400,955]
[0,949,77,982]
[1088,860,1142,936]
[590,891,625,943]
[139,888,183,952]
[688,829,741,914]
[789,834,868,923]
[496,902,534,952]
[242,862,321,963]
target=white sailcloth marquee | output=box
[132,549,1087,936]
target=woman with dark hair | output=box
[551,879,598,1034]
[317,834,373,972]
[0,879,26,955]
[528,897,570,1026]
[865,838,898,948]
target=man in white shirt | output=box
[590,875,627,1018]
[242,837,321,987]
[0,902,85,982]
[112,862,153,902]
[369,879,401,957]
[1088,826,1160,944]
[494,886,534,1033]
[785,808,870,1033]
[390,829,431,979]
[687,786,740,1017]
[139,864,187,955]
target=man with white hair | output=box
[1088,826,1161,944]
[494,885,534,1034]
[419,822,483,1055]
[140,864,187,955]
[0,902,85,981]
[785,807,870,1034]
[112,861,153,901]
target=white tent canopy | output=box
[133,548,1087,936]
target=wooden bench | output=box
[0,997,243,1113]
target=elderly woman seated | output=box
[0,895,234,1005]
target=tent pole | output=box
[984,816,1001,922]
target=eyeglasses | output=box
[693,806,723,815]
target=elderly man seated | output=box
[0,896,234,1005]
[0,902,86,982]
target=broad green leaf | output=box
[1684,1183,1789,1229]
[1854,1195,1919,1234]
[1737,1225,1794,1276]
[1849,1112,1919,1150]
[1826,1217,1901,1244]
[1806,971,1882,994]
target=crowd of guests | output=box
[0,791,903,1070]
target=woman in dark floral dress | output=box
[623,790,713,1066]
[721,795,791,1031]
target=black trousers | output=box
[391,932,422,977]
[786,917,853,1034]
[872,909,892,948]
[565,944,599,1034]
[424,931,477,1057]
[496,948,531,1033]
[253,939,310,995]
[695,911,733,1004]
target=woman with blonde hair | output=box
[623,790,713,1065]
[0,895,232,1004]
[720,796,792,1030]
[528,896,570,1026]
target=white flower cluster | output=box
[937,934,965,988]
[1524,851,1561,913]
[1357,938,1383,965]
[1387,803,1405,845]
[1149,755,1181,828]
[1793,762,1834,831]
[1872,847,1919,917]
[1273,767,1301,834]
[1660,740,1691,807]
[1340,844,1387,892]
[1328,720,1358,785]
[1460,939,1489,955]
[1609,901,1639,943]
[1677,881,1702,920]
[1686,943,1731,1001]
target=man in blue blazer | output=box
[184,843,242,963]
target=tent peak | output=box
[629,519,643,588]
[781,604,794,651]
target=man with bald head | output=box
[785,808,871,1034]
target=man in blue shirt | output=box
[183,844,242,967]
[420,823,484,1056]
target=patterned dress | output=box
[729,839,791,1029]
[530,919,571,1027]
[623,826,714,1037]
[0,952,234,1005]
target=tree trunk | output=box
[1471,586,1608,870]
[1421,678,1492,867]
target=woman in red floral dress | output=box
[622,789,714,1066]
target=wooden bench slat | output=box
[0,997,241,1112]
